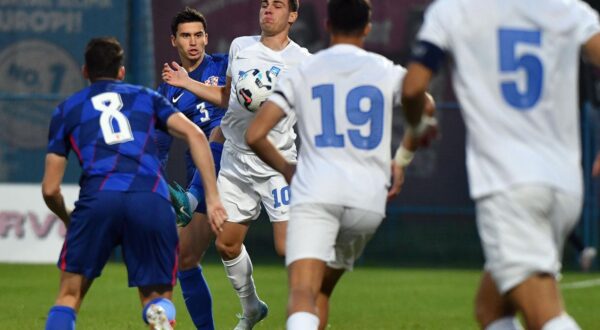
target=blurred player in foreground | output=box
[156,7,228,329]
[162,1,310,328]
[402,0,600,328]
[42,37,227,330]
[246,1,436,329]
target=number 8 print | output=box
[91,92,134,145]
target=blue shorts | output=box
[57,191,179,287]
[188,142,223,214]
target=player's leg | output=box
[287,259,327,330]
[45,192,124,329]
[170,131,224,226]
[122,192,179,329]
[474,272,520,330]
[45,272,93,330]
[272,220,287,257]
[285,203,344,330]
[476,186,581,330]
[259,174,291,257]
[214,151,266,329]
[315,266,345,330]
[177,211,216,329]
[139,284,176,330]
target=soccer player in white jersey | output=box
[402,0,600,329]
[161,0,309,328]
[246,1,436,329]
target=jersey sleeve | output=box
[268,67,301,117]
[152,91,179,130]
[573,1,600,45]
[156,82,168,97]
[226,39,240,78]
[46,105,70,156]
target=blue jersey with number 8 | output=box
[47,80,178,200]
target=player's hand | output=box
[206,199,228,235]
[409,114,439,148]
[387,161,405,201]
[282,162,297,184]
[162,61,190,88]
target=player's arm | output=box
[41,153,71,227]
[166,112,228,233]
[389,93,436,200]
[162,62,232,108]
[246,101,295,183]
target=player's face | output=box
[259,0,297,36]
[171,22,208,62]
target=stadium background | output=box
[0,0,599,269]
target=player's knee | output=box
[178,253,201,271]
[215,239,243,260]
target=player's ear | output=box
[288,11,298,25]
[171,35,176,48]
[205,32,209,45]
[117,66,126,80]
[363,23,372,38]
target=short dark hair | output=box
[85,37,124,81]
[261,0,299,12]
[327,0,371,36]
[171,7,207,36]
[289,0,299,12]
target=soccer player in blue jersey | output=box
[155,7,228,330]
[41,37,227,330]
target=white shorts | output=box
[286,203,384,270]
[218,147,290,223]
[476,185,581,294]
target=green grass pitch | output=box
[1,263,599,329]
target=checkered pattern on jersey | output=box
[47,80,178,200]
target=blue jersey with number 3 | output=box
[47,80,178,200]
[156,53,228,168]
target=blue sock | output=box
[178,266,215,330]
[142,297,176,324]
[45,306,76,330]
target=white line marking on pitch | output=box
[561,278,600,289]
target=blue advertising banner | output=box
[0,0,129,183]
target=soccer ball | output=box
[235,69,277,112]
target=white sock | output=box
[542,314,580,330]
[287,312,319,330]
[486,317,523,330]
[186,192,198,212]
[222,245,260,315]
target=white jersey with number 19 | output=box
[269,44,406,216]
[418,0,600,199]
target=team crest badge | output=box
[204,76,220,86]
[269,66,281,76]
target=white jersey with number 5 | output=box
[222,36,310,155]
[418,0,600,198]
[269,44,406,216]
